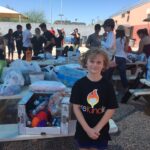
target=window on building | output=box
[147,13,150,18]
[127,11,130,22]
[121,13,125,18]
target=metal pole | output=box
[51,0,53,25]
[19,15,21,23]
[59,0,63,25]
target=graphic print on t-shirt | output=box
[87,89,99,108]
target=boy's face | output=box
[86,55,104,75]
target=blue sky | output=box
[0,0,144,24]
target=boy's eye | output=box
[89,60,102,64]
[96,61,102,64]
[90,60,94,63]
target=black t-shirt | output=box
[74,33,80,45]
[70,76,118,142]
[31,35,45,51]
[55,35,64,48]
[13,31,23,47]
[43,31,55,52]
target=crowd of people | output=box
[0,19,148,90]
[85,18,150,92]
[0,23,67,61]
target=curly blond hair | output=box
[79,49,109,71]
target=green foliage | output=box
[0,18,19,22]
[24,10,47,23]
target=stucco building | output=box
[111,0,150,47]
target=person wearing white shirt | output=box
[101,19,116,60]
[102,18,116,80]
[115,25,128,89]
[22,23,32,60]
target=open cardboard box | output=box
[18,92,71,135]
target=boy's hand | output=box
[86,127,100,140]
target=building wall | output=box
[112,2,150,26]
[112,2,150,47]
[0,22,96,37]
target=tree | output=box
[24,10,47,23]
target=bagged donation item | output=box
[0,68,24,96]
[29,72,44,83]
[0,84,21,96]
[41,65,59,81]
[54,65,87,87]
[30,81,66,93]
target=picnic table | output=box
[117,61,147,103]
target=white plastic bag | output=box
[0,84,21,96]
[10,60,41,73]
[30,81,66,93]
[2,68,24,86]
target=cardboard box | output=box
[18,91,74,135]
[18,92,62,135]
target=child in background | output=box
[4,29,15,61]
[70,49,118,150]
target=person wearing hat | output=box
[86,24,101,49]
[115,25,129,90]
[39,23,55,54]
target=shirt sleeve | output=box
[105,82,118,109]
[70,81,82,105]
[86,35,91,45]
[102,32,114,49]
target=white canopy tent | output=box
[0,6,28,22]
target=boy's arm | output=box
[73,104,99,140]
[94,109,116,132]
[73,104,90,132]
[137,40,144,54]
[86,36,91,48]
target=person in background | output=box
[101,18,116,81]
[70,49,118,150]
[4,29,15,61]
[49,27,55,36]
[39,23,55,54]
[101,18,116,60]
[86,24,101,49]
[137,28,150,58]
[55,29,64,58]
[71,28,80,51]
[115,25,129,90]
[61,28,66,45]
[13,24,23,59]
[31,28,45,56]
[0,35,6,60]
[22,23,32,60]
